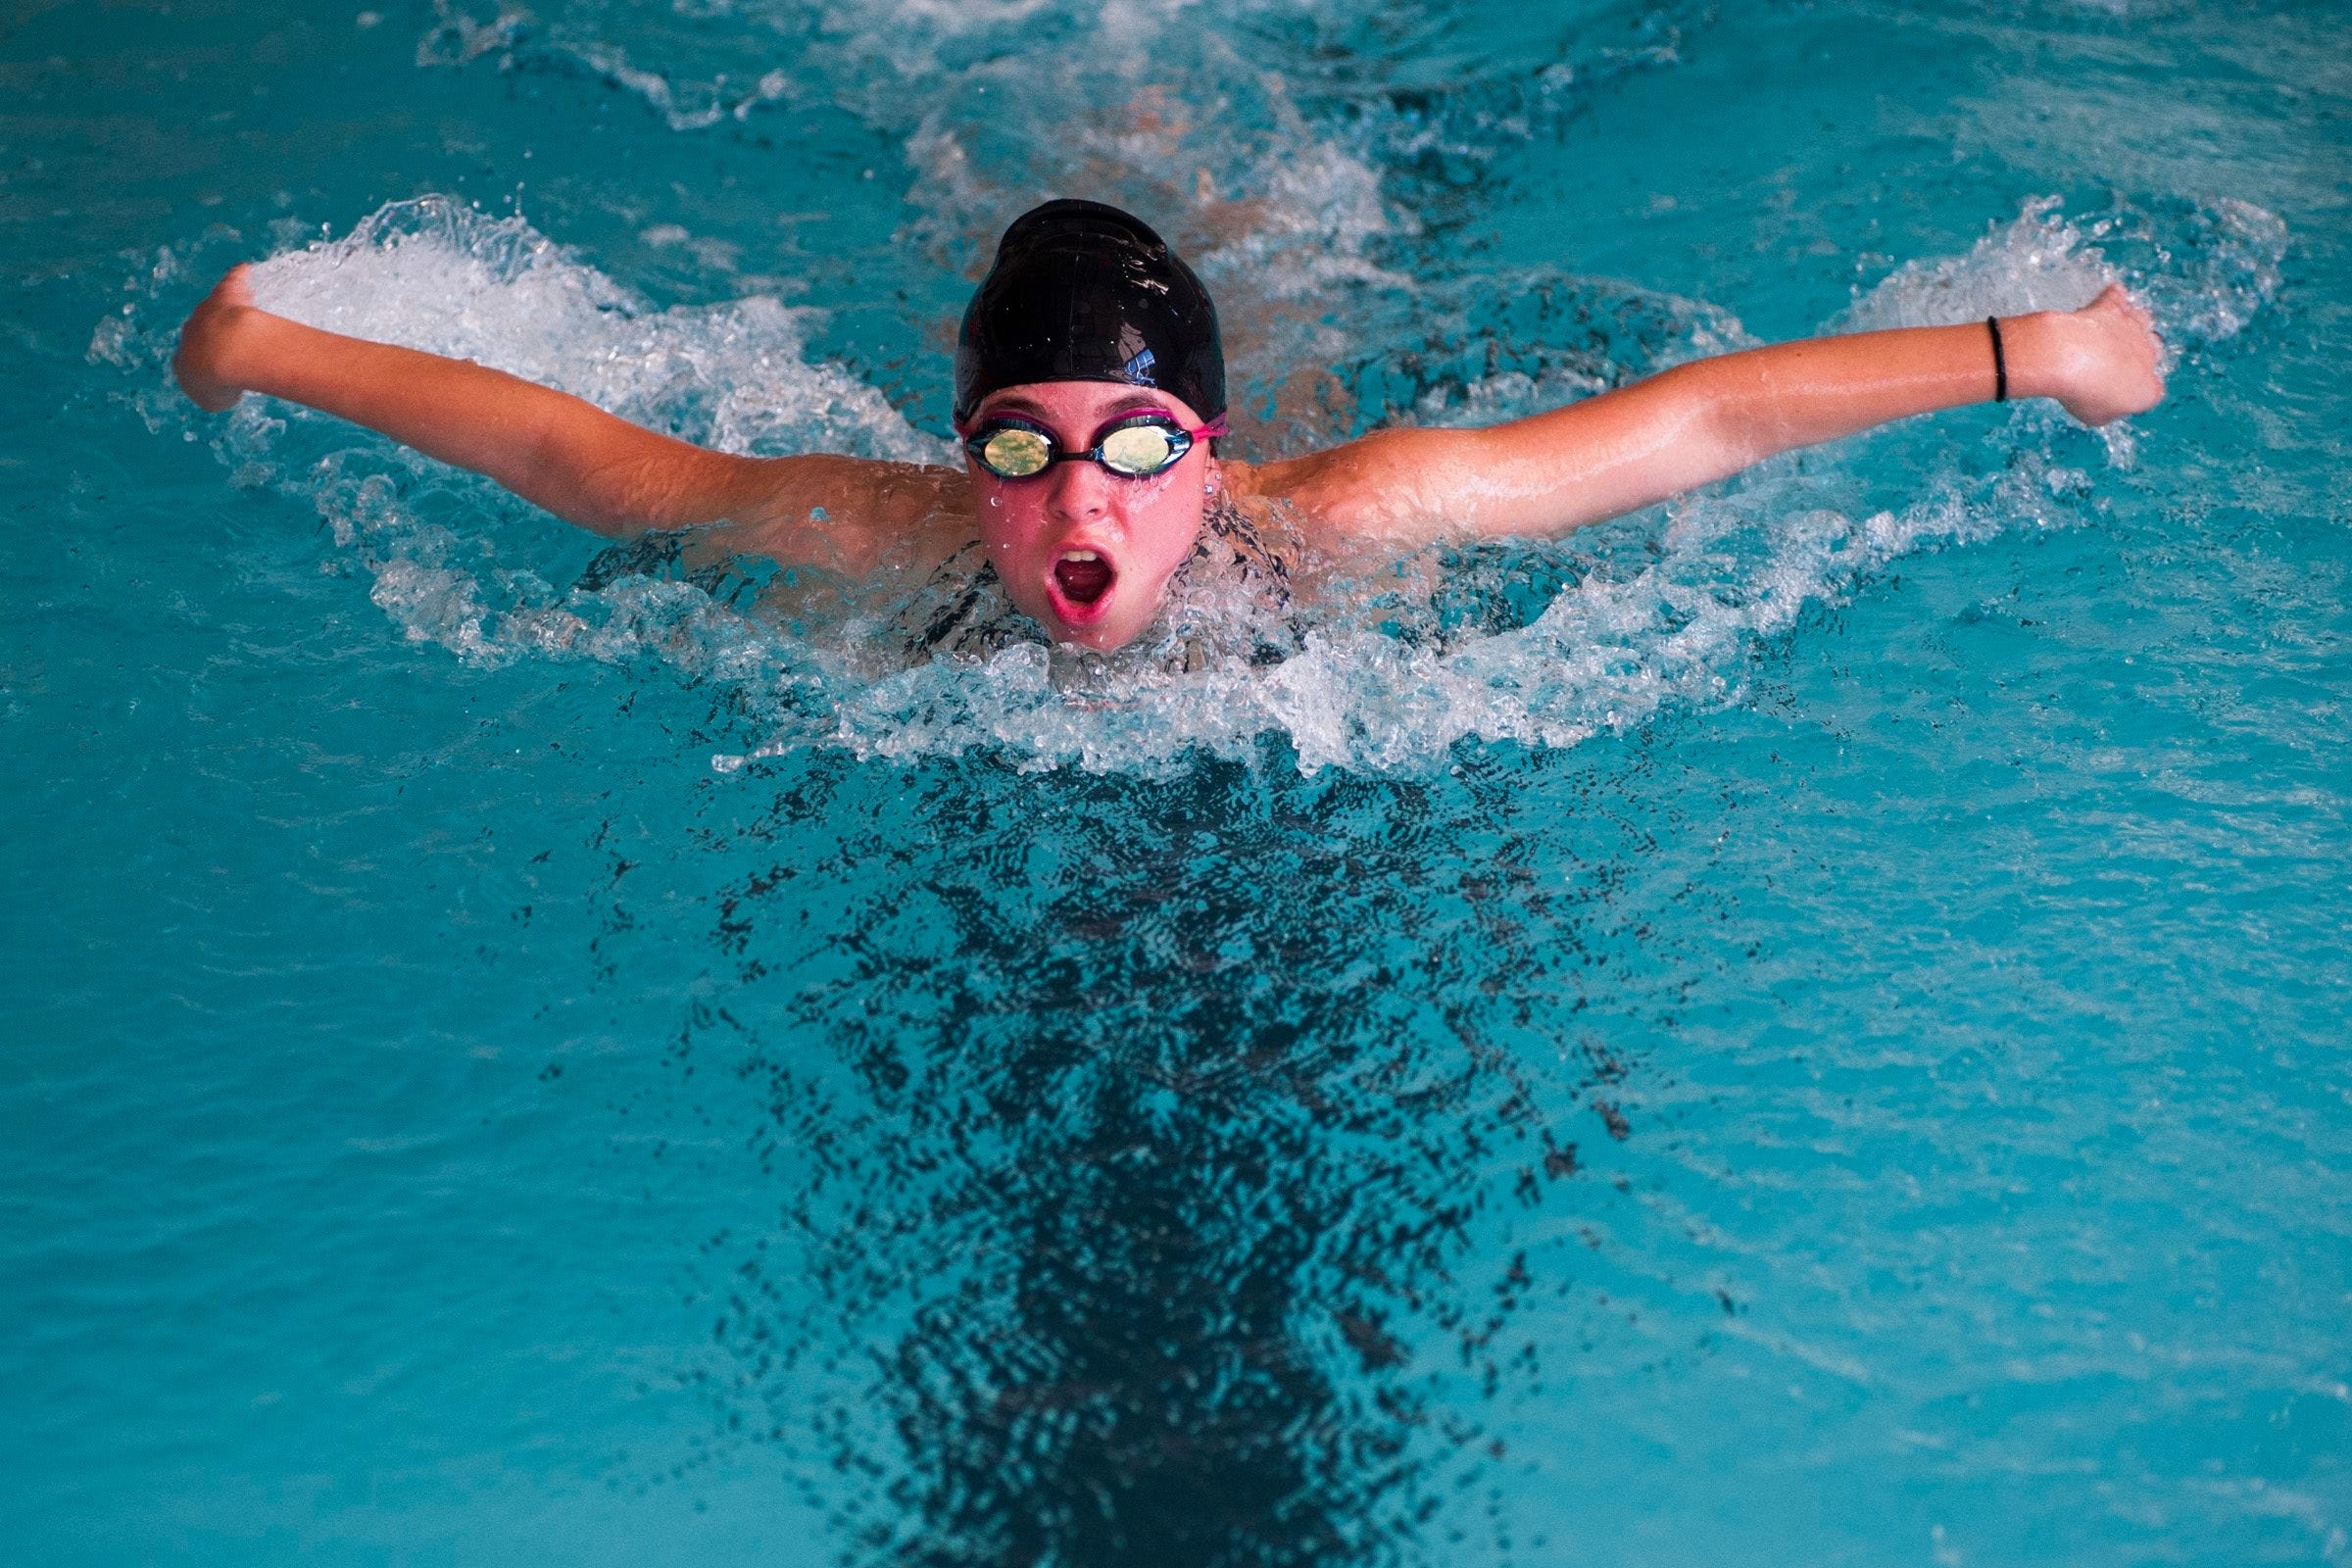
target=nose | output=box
[1042,457,1111,525]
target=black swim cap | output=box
[954,198,1225,426]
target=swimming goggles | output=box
[960,412,1228,480]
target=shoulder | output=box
[1232,426,1491,547]
[725,456,976,576]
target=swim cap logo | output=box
[1112,323,1154,384]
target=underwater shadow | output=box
[653,746,1710,1566]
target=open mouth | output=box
[1048,549,1117,623]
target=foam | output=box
[244,197,945,465]
[1841,193,2284,352]
[102,182,2282,777]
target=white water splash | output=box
[244,197,946,465]
[99,189,2283,775]
[1842,192,2284,350]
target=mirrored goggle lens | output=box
[1100,423,1183,475]
[978,426,1052,477]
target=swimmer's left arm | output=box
[1281,284,2163,544]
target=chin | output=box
[1029,551,1168,653]
[1040,603,1152,653]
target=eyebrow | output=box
[977,391,1173,423]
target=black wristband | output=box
[1986,316,2008,404]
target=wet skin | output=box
[960,384,1226,652]
[173,266,2168,654]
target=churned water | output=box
[6,0,2349,1563]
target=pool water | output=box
[6,0,2350,1562]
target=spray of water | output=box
[91,182,2281,775]
[96,0,2287,776]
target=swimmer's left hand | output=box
[2025,283,2167,427]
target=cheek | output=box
[1124,472,1207,572]
[972,485,1047,555]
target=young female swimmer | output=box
[172,199,2166,653]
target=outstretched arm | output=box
[172,265,966,570]
[1272,284,2165,545]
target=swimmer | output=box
[172,198,2165,653]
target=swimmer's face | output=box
[963,381,1219,653]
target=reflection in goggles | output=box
[979,426,1054,477]
[967,418,1200,480]
[1100,424,1180,474]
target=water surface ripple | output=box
[5,0,2349,1564]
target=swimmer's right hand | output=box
[172,264,257,414]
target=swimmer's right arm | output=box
[172,265,963,568]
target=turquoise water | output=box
[7,0,2350,1562]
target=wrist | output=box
[214,305,282,396]
[1996,311,2081,406]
